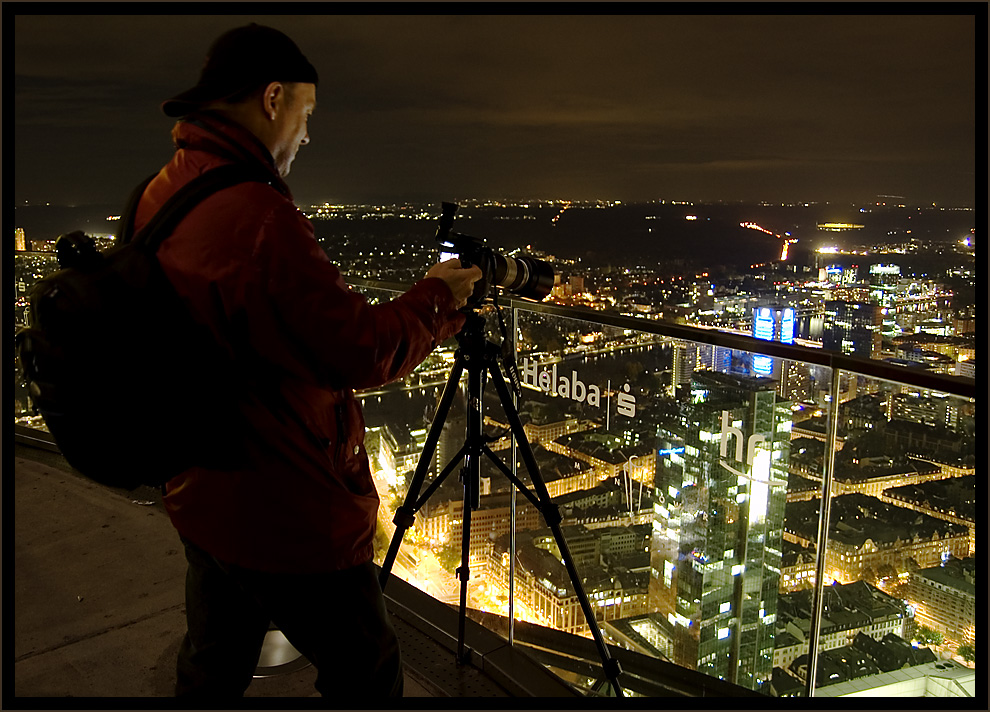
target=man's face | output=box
[271,82,316,177]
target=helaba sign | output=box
[520,358,636,418]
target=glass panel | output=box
[801,373,977,698]
[509,309,657,643]
[502,307,832,696]
[351,284,471,606]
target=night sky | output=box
[12,12,978,208]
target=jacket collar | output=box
[172,112,291,197]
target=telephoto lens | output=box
[491,253,554,301]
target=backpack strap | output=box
[117,173,158,244]
[127,164,279,252]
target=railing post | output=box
[804,365,842,697]
[508,305,518,646]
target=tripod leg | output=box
[456,467,473,664]
[487,358,625,696]
[379,357,464,590]
[456,332,487,663]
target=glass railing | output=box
[346,279,977,698]
[12,266,977,698]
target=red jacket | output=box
[135,114,464,573]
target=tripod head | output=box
[454,294,523,403]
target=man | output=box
[140,24,481,697]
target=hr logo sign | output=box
[719,411,787,486]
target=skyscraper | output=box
[751,306,795,378]
[650,370,791,692]
[823,300,882,359]
[669,341,698,397]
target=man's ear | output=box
[261,81,285,121]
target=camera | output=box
[436,202,555,306]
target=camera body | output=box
[436,202,554,307]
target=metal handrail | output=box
[348,276,976,400]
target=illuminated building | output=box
[522,415,599,447]
[954,359,976,378]
[822,264,859,284]
[669,341,698,397]
[788,454,946,500]
[882,475,976,555]
[783,493,970,584]
[823,301,881,359]
[546,428,655,485]
[14,227,29,251]
[892,333,975,362]
[869,263,900,285]
[780,541,817,592]
[650,370,791,692]
[416,492,542,561]
[487,526,651,634]
[817,222,865,231]
[773,581,908,672]
[377,422,428,476]
[750,305,795,378]
[501,444,598,500]
[557,480,655,529]
[889,392,961,428]
[903,558,976,647]
[868,264,900,337]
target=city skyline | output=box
[12,12,978,208]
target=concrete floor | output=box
[11,451,437,699]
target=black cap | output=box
[162,24,318,117]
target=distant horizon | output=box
[13,195,979,211]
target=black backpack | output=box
[16,164,274,489]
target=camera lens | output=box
[492,254,554,301]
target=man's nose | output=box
[301,133,310,146]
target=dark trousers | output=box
[176,537,403,698]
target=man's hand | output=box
[426,259,483,309]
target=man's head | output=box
[162,24,318,176]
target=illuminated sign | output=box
[520,358,636,419]
[753,354,774,375]
[780,307,794,344]
[658,447,686,456]
[753,307,794,346]
[718,411,788,487]
[754,308,774,341]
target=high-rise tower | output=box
[650,370,791,692]
[669,342,698,397]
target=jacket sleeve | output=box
[248,201,465,391]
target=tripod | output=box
[378,309,624,697]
